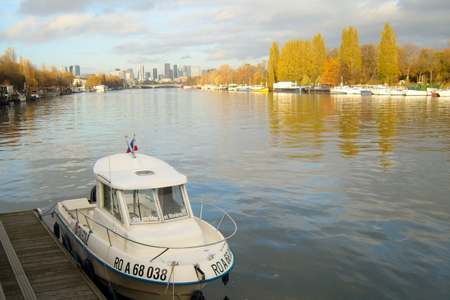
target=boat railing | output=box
[64,202,237,251]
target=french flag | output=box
[127,136,138,154]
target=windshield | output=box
[158,185,188,220]
[122,190,159,224]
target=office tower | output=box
[74,65,81,76]
[138,64,145,82]
[164,63,171,79]
[173,64,178,78]
[182,65,192,77]
[152,68,157,80]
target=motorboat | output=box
[274,81,301,93]
[404,90,427,97]
[390,89,405,96]
[42,139,236,300]
[437,90,450,97]
[330,85,348,94]
[250,85,268,93]
[370,88,391,95]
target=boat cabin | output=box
[92,153,194,229]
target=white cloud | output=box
[0,13,145,42]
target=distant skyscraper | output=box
[182,65,192,77]
[74,65,80,76]
[152,68,158,80]
[164,63,171,79]
[138,64,145,82]
[173,64,178,78]
[69,65,74,74]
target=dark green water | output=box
[0,89,449,299]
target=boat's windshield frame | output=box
[118,184,191,225]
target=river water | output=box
[0,89,449,299]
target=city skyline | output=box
[0,0,449,73]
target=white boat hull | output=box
[52,202,234,300]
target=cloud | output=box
[0,13,145,42]
[18,0,160,15]
[2,0,449,69]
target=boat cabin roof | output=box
[93,153,187,190]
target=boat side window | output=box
[122,190,159,224]
[102,184,122,222]
[157,185,188,220]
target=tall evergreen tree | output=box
[378,23,400,84]
[267,42,280,90]
[311,34,327,84]
[339,27,362,84]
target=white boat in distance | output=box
[42,140,236,300]
[404,90,427,96]
[437,90,450,97]
[274,81,302,93]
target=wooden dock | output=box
[0,210,106,300]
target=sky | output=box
[0,0,449,74]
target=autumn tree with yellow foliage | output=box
[320,57,340,85]
[277,40,314,84]
[339,27,362,84]
[378,23,399,84]
[267,42,279,90]
[0,48,74,92]
[311,34,327,84]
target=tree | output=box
[267,42,280,90]
[378,23,400,84]
[398,43,419,82]
[361,44,378,83]
[311,34,327,84]
[339,27,362,84]
[320,57,340,85]
[0,48,25,89]
[278,40,313,84]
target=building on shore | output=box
[164,63,171,79]
[137,64,145,83]
[153,68,158,81]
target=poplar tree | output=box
[311,34,327,84]
[278,40,313,84]
[267,42,280,90]
[339,27,362,84]
[378,23,399,84]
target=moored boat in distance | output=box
[389,89,405,96]
[274,81,302,93]
[437,89,450,97]
[330,85,348,94]
[42,138,236,300]
[404,89,427,96]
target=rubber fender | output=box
[83,259,95,279]
[53,222,60,239]
[72,251,82,265]
[191,291,205,300]
[222,273,229,286]
[62,235,72,253]
[107,283,119,300]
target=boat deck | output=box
[0,210,105,300]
